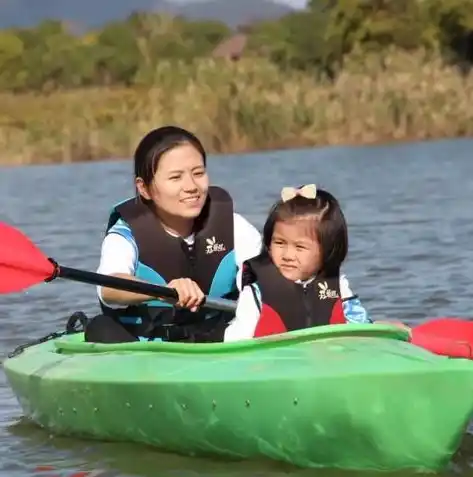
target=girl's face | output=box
[136,143,209,222]
[269,218,322,281]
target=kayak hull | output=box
[4,324,473,471]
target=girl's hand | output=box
[375,319,411,331]
[167,278,205,312]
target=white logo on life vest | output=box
[318,281,339,300]
[205,236,226,254]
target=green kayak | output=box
[4,323,473,472]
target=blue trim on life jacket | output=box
[119,316,143,325]
[135,261,172,308]
[104,212,171,327]
[108,197,134,228]
[108,218,134,240]
[106,219,139,272]
[104,198,238,333]
[208,249,237,298]
[115,262,172,327]
[249,282,262,306]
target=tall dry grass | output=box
[0,48,472,165]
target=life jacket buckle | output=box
[148,322,192,342]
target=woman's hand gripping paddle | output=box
[0,221,237,313]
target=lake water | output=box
[1,137,473,476]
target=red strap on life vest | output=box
[329,299,346,324]
[254,299,346,338]
[253,304,287,338]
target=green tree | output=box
[11,20,95,90]
[247,11,337,78]
[426,0,473,68]
[95,18,141,85]
[181,19,231,56]
[0,30,24,89]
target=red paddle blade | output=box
[410,318,473,360]
[0,222,55,293]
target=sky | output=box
[169,0,308,7]
[277,0,307,7]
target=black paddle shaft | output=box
[50,264,237,313]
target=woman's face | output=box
[136,142,209,221]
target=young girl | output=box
[224,183,372,342]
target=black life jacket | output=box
[242,254,346,337]
[101,186,238,342]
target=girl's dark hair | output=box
[262,188,348,277]
[134,125,207,187]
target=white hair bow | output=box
[280,184,317,202]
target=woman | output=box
[85,125,262,343]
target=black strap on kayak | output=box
[134,289,238,342]
[7,331,66,359]
[144,312,229,343]
[7,311,89,359]
[65,311,89,334]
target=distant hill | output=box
[0,0,297,30]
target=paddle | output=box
[2,221,473,359]
[410,318,473,360]
[0,221,237,313]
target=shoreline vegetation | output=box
[1,1,472,165]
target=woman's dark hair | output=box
[262,188,348,277]
[134,125,207,187]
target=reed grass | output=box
[1,48,472,165]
